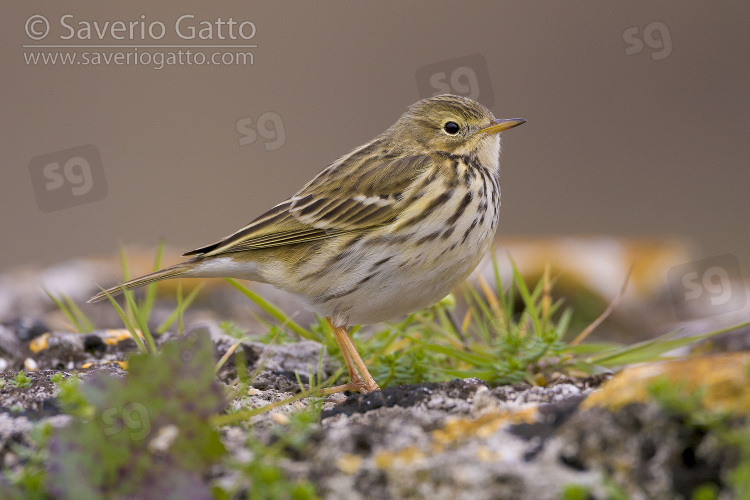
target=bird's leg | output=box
[334,323,380,392]
[324,318,380,394]
[325,321,365,393]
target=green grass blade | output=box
[490,252,515,336]
[176,280,184,335]
[499,261,516,334]
[463,284,496,343]
[95,286,148,354]
[248,330,283,384]
[63,294,96,333]
[156,284,204,334]
[225,278,316,341]
[412,314,460,342]
[589,320,750,367]
[429,367,497,380]
[122,289,157,354]
[139,239,165,323]
[118,246,134,325]
[215,336,251,374]
[588,329,682,365]
[434,303,459,339]
[421,344,497,365]
[44,288,82,332]
[567,342,623,356]
[554,306,573,341]
[509,257,542,337]
[211,368,344,426]
[212,390,313,426]
[568,360,614,376]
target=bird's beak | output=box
[478,118,526,135]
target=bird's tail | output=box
[87,261,195,303]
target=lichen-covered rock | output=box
[0,248,748,498]
[308,380,603,500]
[555,353,750,500]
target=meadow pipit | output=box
[89,94,525,393]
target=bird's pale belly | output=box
[318,232,494,326]
[286,187,500,327]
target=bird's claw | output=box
[324,376,380,395]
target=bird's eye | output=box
[443,121,460,135]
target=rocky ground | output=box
[0,243,749,499]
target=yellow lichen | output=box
[374,446,426,470]
[581,353,750,415]
[29,332,50,353]
[104,329,141,345]
[81,360,128,370]
[432,407,537,448]
[476,446,499,462]
[336,453,363,474]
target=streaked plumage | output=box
[89,95,525,393]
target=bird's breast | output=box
[284,159,501,326]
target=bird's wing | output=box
[184,144,432,257]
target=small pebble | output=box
[271,412,290,425]
[24,358,38,372]
[148,425,179,453]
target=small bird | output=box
[89,95,525,393]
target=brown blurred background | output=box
[2,1,749,276]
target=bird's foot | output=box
[324,377,380,395]
[323,318,381,395]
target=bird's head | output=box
[390,94,525,169]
